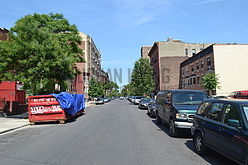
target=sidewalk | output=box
[0,117,29,134]
[86,101,95,108]
[0,101,95,135]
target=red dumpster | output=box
[28,93,85,124]
[28,95,67,124]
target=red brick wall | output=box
[0,29,8,41]
[180,52,215,91]
[149,43,160,93]
[159,56,189,90]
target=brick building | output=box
[0,28,9,41]
[78,32,107,98]
[149,38,212,94]
[180,44,248,96]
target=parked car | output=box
[229,90,248,99]
[134,96,144,105]
[103,98,111,103]
[130,96,136,103]
[138,98,153,109]
[147,101,157,118]
[119,96,124,100]
[155,89,208,137]
[191,99,248,165]
[95,98,105,104]
[213,95,228,99]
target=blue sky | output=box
[1,0,248,87]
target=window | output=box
[192,49,196,56]
[191,65,194,72]
[193,77,196,85]
[206,103,224,121]
[197,77,200,85]
[243,105,248,123]
[185,49,188,56]
[190,78,193,86]
[223,104,241,127]
[207,57,211,66]
[201,60,204,70]
[197,102,212,116]
[172,92,208,105]
[196,62,199,71]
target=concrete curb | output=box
[0,123,29,135]
[0,102,95,135]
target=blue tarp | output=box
[52,92,85,116]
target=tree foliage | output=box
[0,13,84,95]
[202,73,220,96]
[103,81,119,97]
[131,58,155,96]
[88,78,104,98]
[121,83,133,96]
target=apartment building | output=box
[180,44,248,96]
[78,32,103,98]
[149,38,212,94]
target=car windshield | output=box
[172,92,207,105]
[242,105,248,124]
[141,98,152,102]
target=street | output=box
[0,100,237,165]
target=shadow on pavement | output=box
[151,120,192,138]
[30,113,84,125]
[151,118,238,165]
[185,140,238,165]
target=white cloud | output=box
[193,0,224,6]
[110,0,170,27]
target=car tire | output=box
[156,113,162,125]
[147,110,151,117]
[169,119,178,137]
[194,132,206,155]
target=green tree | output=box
[202,73,221,96]
[88,78,104,98]
[103,81,119,97]
[0,13,84,95]
[131,58,155,96]
[121,83,133,96]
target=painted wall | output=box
[214,45,248,96]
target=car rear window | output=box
[242,105,248,123]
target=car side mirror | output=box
[165,97,170,104]
[227,119,241,129]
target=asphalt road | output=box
[0,100,237,165]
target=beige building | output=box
[180,44,248,96]
[141,46,152,59]
[149,38,212,94]
[78,32,102,97]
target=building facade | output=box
[78,32,103,98]
[149,38,212,94]
[180,44,248,96]
[0,28,9,41]
[100,70,109,84]
[141,45,152,60]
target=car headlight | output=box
[176,113,188,120]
